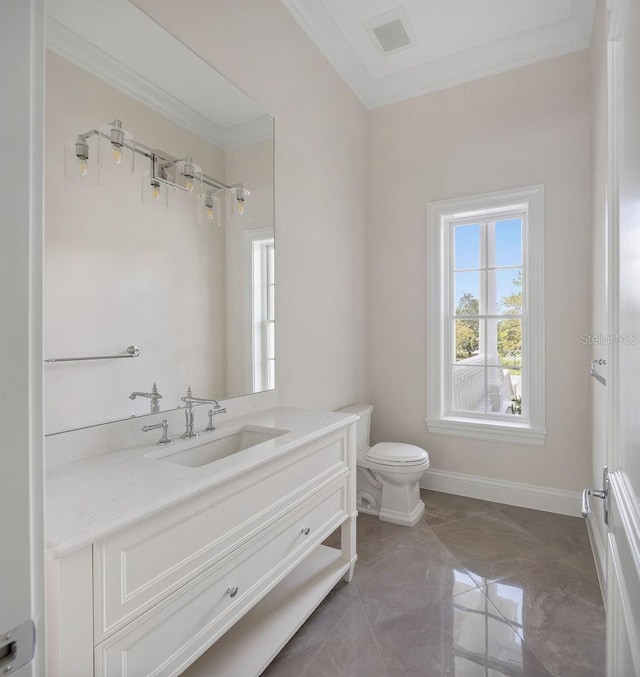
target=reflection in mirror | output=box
[44,0,274,435]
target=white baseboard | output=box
[420,468,582,517]
[586,514,607,607]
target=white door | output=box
[602,0,640,674]
[0,1,45,675]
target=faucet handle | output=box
[205,409,217,432]
[142,419,173,445]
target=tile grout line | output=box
[352,574,391,676]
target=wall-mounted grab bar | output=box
[44,345,140,363]
[590,359,606,386]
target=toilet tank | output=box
[336,404,373,454]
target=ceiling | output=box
[281,0,597,109]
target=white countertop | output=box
[46,407,357,560]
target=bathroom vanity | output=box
[46,407,358,676]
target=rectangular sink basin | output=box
[149,425,289,468]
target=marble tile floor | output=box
[262,489,605,677]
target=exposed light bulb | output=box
[201,191,219,225]
[234,186,249,216]
[185,176,194,193]
[112,145,123,167]
[77,157,88,178]
[141,170,167,210]
[72,134,90,179]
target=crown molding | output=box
[280,0,372,105]
[281,0,596,110]
[223,115,274,150]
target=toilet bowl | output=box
[337,404,430,527]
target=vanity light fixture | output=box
[65,118,250,220]
[174,156,202,201]
[199,189,221,226]
[99,119,135,176]
[141,169,168,210]
[64,132,99,185]
[229,184,251,222]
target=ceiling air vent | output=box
[365,7,417,57]
[372,19,411,53]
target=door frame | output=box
[605,0,640,673]
[0,1,46,675]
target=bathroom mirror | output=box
[44,0,275,435]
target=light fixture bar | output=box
[75,128,240,192]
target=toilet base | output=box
[356,465,426,527]
[356,493,425,526]
[379,499,425,527]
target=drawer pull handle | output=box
[300,527,310,536]
[226,586,239,598]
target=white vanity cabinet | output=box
[47,414,357,677]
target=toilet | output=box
[337,404,430,527]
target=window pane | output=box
[268,358,275,389]
[454,223,481,270]
[495,318,522,366]
[267,244,275,284]
[454,319,481,362]
[508,367,522,410]
[496,268,522,315]
[267,321,275,358]
[454,271,481,315]
[495,218,522,266]
[451,366,486,413]
[268,284,275,321]
[487,365,518,414]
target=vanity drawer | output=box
[94,429,350,641]
[95,479,348,677]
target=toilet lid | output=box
[364,442,429,466]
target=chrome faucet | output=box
[180,385,227,438]
[129,383,163,413]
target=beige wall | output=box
[368,52,592,492]
[135,0,370,412]
[45,52,228,433]
[132,0,594,494]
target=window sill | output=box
[425,417,546,446]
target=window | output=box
[426,186,545,445]
[244,228,275,392]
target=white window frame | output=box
[426,186,546,445]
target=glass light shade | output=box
[174,156,202,201]
[141,170,168,210]
[99,119,135,176]
[64,134,99,185]
[228,185,251,222]
[199,190,221,226]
